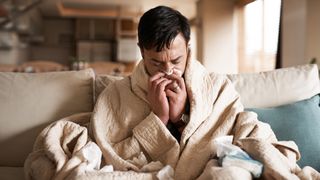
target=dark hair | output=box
[138,6,190,52]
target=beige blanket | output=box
[25,59,320,180]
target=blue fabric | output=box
[247,95,320,171]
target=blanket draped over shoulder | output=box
[24,58,320,180]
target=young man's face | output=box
[140,33,189,77]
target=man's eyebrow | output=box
[151,56,182,62]
[171,56,182,61]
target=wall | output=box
[282,0,320,68]
[197,0,237,74]
[306,0,320,66]
[282,0,307,67]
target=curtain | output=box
[275,0,283,69]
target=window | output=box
[238,0,281,72]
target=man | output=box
[25,6,319,180]
[138,5,191,138]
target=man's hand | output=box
[147,72,172,125]
[165,70,187,123]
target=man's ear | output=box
[138,43,144,59]
[186,44,191,61]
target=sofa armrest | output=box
[0,69,95,167]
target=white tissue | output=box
[161,68,183,77]
[156,165,174,180]
[78,141,102,170]
[99,165,114,173]
[162,69,174,75]
[214,136,246,158]
[70,141,114,176]
[213,136,263,178]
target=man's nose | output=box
[162,62,174,72]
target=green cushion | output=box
[247,94,320,171]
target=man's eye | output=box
[172,60,180,64]
[152,61,161,66]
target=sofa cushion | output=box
[0,69,95,167]
[248,94,320,171]
[0,167,24,180]
[227,64,320,108]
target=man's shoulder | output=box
[98,76,131,98]
[208,72,231,87]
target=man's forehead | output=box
[143,33,187,53]
[145,48,182,60]
[145,44,186,56]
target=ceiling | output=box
[39,0,198,19]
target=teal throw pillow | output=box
[247,94,320,171]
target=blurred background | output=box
[0,0,319,75]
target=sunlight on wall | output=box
[239,0,281,72]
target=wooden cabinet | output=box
[117,38,141,62]
[75,18,138,62]
[76,19,115,40]
[77,41,113,61]
[116,18,140,62]
[118,19,137,38]
[76,19,116,61]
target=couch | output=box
[0,64,319,180]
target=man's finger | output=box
[165,74,185,90]
[165,89,177,99]
[148,72,165,89]
[157,79,172,93]
[149,72,165,82]
[152,77,169,89]
[165,81,178,91]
